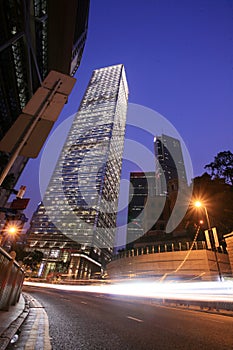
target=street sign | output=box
[0,114,54,157]
[18,118,54,158]
[0,70,76,158]
[204,229,212,249]
[212,227,219,247]
[22,87,50,116]
[42,70,76,95]
[0,114,33,154]
[204,227,219,250]
[22,87,68,122]
[10,198,30,210]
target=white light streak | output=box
[24,280,233,303]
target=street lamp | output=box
[194,201,211,230]
[8,225,18,235]
[194,201,222,281]
[0,223,19,249]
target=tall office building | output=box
[126,134,188,249]
[0,0,90,207]
[154,134,187,196]
[27,64,129,278]
[126,172,156,248]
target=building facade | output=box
[126,172,157,248]
[154,134,187,196]
[27,64,129,278]
[126,134,189,250]
[107,242,231,281]
[0,0,90,207]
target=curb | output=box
[0,294,30,350]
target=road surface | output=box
[15,285,233,349]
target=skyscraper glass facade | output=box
[154,134,187,195]
[40,64,128,262]
[126,172,156,248]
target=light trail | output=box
[24,280,233,303]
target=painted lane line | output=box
[127,316,144,323]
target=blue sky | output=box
[18,0,233,240]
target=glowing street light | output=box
[194,201,211,230]
[0,223,20,249]
[194,200,222,281]
[8,225,18,235]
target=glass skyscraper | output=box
[154,134,187,196]
[126,134,188,250]
[27,64,129,277]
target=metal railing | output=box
[0,247,24,311]
[114,240,227,260]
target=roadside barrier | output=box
[0,247,24,311]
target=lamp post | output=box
[194,201,222,281]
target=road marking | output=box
[127,316,144,323]
[81,301,88,304]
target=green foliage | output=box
[191,173,233,237]
[205,151,233,185]
[23,250,44,271]
[13,245,28,262]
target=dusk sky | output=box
[18,0,233,239]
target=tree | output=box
[185,173,233,237]
[204,151,233,185]
[23,250,44,271]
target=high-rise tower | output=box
[154,134,187,196]
[126,172,156,248]
[126,134,188,250]
[27,64,129,277]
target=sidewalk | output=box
[0,294,29,350]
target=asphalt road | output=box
[23,285,233,350]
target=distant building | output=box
[26,64,129,278]
[0,0,90,207]
[154,134,187,196]
[126,172,156,248]
[110,135,232,281]
[126,134,189,250]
